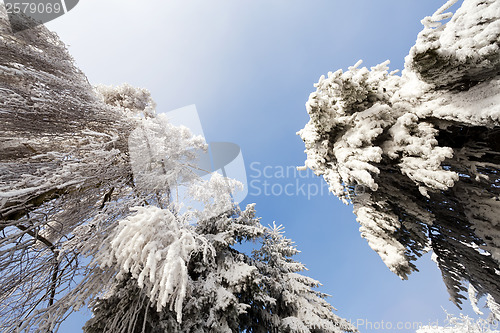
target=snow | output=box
[96,206,196,323]
[408,0,500,88]
[417,77,500,127]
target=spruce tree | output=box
[299,0,500,314]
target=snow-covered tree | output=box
[250,223,355,333]
[0,7,149,331]
[299,0,500,313]
[0,8,354,332]
[83,195,265,333]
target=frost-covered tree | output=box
[0,8,151,331]
[250,223,355,333]
[0,8,354,332]
[299,0,500,313]
[83,190,265,333]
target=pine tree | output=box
[250,223,355,333]
[298,0,500,313]
[83,197,266,333]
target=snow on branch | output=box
[96,206,199,323]
[420,0,459,29]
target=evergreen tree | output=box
[251,223,355,333]
[299,0,500,314]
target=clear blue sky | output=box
[46,1,481,332]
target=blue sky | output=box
[46,0,483,331]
